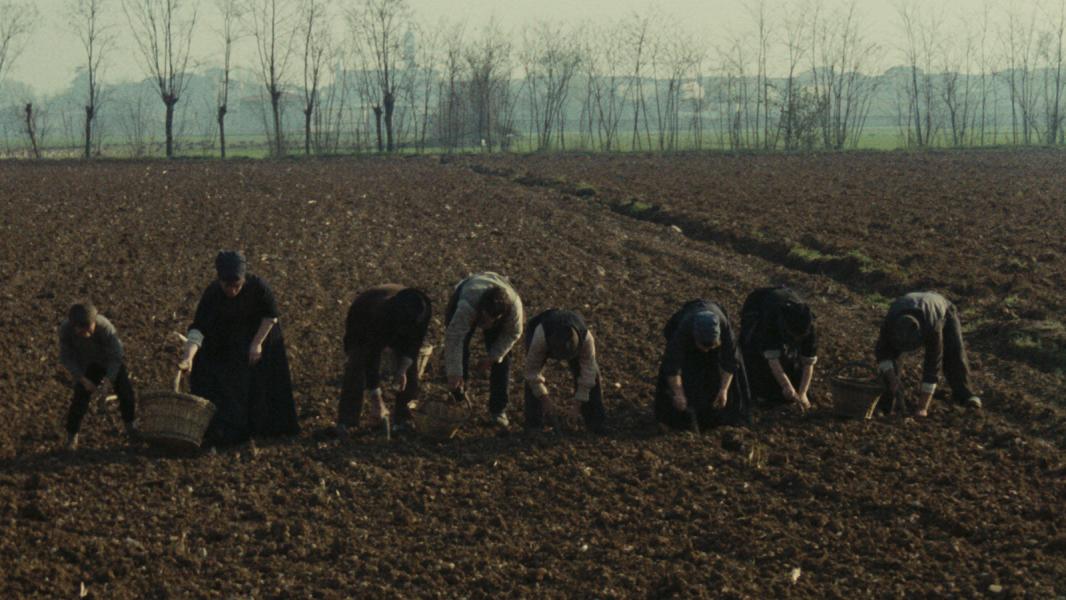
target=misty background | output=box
[0,0,1062,157]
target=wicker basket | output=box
[138,372,216,451]
[411,389,472,439]
[830,362,885,419]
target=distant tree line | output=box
[2,0,1066,158]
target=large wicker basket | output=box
[411,389,472,440]
[830,362,885,419]
[138,372,216,451]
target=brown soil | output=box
[0,156,1062,598]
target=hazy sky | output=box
[6,0,964,95]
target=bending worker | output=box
[444,272,523,427]
[522,308,606,433]
[739,286,817,412]
[337,284,432,436]
[655,299,751,430]
[875,291,982,417]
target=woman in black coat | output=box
[178,251,299,445]
[654,299,751,430]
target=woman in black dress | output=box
[654,299,752,431]
[178,251,299,445]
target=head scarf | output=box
[215,250,247,282]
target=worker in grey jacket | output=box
[58,303,137,449]
[875,291,981,417]
[444,272,523,427]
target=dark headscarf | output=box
[215,250,247,282]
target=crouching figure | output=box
[875,291,981,417]
[522,309,606,433]
[655,300,751,431]
[337,284,432,436]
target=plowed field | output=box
[0,155,1062,598]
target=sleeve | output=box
[574,332,600,402]
[760,320,785,360]
[390,321,424,372]
[487,293,523,363]
[921,323,943,392]
[257,279,280,320]
[875,316,899,373]
[58,322,83,379]
[718,319,739,374]
[523,324,550,399]
[800,327,818,365]
[444,299,477,378]
[660,324,687,378]
[189,285,217,342]
[98,320,124,380]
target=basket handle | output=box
[173,370,189,393]
[832,361,880,382]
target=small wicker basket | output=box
[830,362,885,419]
[138,371,216,451]
[411,389,472,440]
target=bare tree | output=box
[1038,0,1066,145]
[583,23,627,151]
[213,0,242,158]
[23,103,39,158]
[521,20,581,151]
[0,1,37,89]
[350,0,410,152]
[248,0,298,156]
[808,0,879,149]
[408,21,441,152]
[779,1,809,150]
[434,22,466,151]
[68,0,114,159]
[123,0,198,158]
[465,23,512,152]
[1001,3,1040,144]
[0,1,39,157]
[298,0,331,155]
[745,0,773,149]
[624,13,657,151]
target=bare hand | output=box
[714,390,729,409]
[369,390,389,421]
[672,392,688,412]
[248,343,263,365]
[795,392,811,412]
[915,392,933,417]
[80,377,97,394]
[177,357,193,372]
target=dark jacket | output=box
[740,286,817,362]
[59,314,124,380]
[343,284,432,390]
[875,291,953,385]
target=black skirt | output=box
[191,326,299,446]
